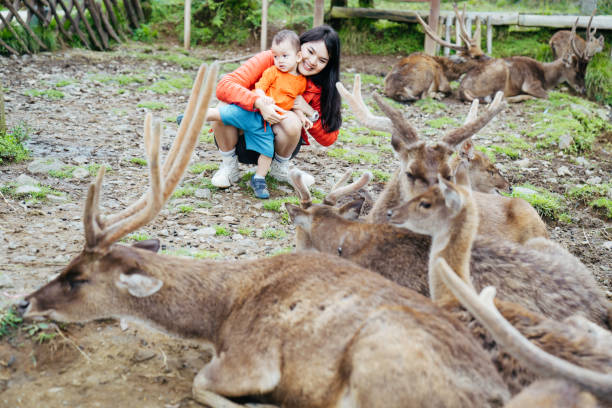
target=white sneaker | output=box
[270,160,314,188]
[211,155,240,188]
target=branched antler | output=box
[336,75,393,133]
[83,62,219,251]
[415,4,482,55]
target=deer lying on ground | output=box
[18,64,515,408]
[385,168,612,400]
[337,76,547,243]
[550,11,604,61]
[458,31,586,102]
[384,5,489,101]
[286,169,610,329]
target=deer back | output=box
[449,141,511,194]
[384,53,447,102]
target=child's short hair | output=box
[272,29,301,52]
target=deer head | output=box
[18,63,219,323]
[572,11,605,63]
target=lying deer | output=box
[458,31,586,102]
[550,11,604,61]
[386,168,612,400]
[286,169,610,329]
[384,5,489,101]
[18,64,513,408]
[337,76,547,244]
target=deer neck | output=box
[542,59,567,89]
[428,194,478,303]
[116,248,250,341]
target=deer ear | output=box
[391,134,406,154]
[459,139,475,160]
[285,203,312,230]
[132,239,161,253]
[338,198,365,220]
[438,176,464,214]
[453,161,471,188]
[116,273,163,298]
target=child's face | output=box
[271,39,302,73]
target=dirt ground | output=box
[0,43,610,407]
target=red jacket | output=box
[216,50,338,146]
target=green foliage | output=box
[215,225,230,236]
[137,101,169,110]
[426,117,458,129]
[179,205,194,213]
[130,157,147,166]
[87,163,112,177]
[327,148,380,164]
[263,196,300,212]
[262,228,286,240]
[509,184,566,220]
[138,74,193,94]
[189,162,219,174]
[492,26,554,60]
[0,23,59,56]
[371,169,391,182]
[0,123,30,164]
[490,144,521,160]
[474,145,497,163]
[567,183,612,219]
[238,227,254,236]
[132,23,158,43]
[415,98,446,114]
[339,20,423,55]
[1,182,65,203]
[49,166,76,179]
[0,307,22,338]
[590,198,612,219]
[585,52,612,106]
[523,92,611,154]
[25,89,64,100]
[123,232,152,242]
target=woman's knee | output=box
[278,114,302,139]
[211,120,238,151]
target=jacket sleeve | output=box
[301,83,339,147]
[255,67,275,93]
[216,51,274,112]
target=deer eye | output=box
[406,172,415,181]
[419,202,431,209]
[69,279,89,290]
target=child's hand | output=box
[295,110,313,130]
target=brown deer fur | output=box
[550,31,604,61]
[19,62,513,408]
[286,201,609,328]
[505,380,599,408]
[450,139,511,194]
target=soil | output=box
[0,43,610,407]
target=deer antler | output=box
[83,62,219,251]
[442,91,504,148]
[324,171,372,206]
[372,93,420,145]
[290,169,313,208]
[336,75,393,133]
[415,4,482,53]
[436,258,612,402]
[585,8,597,43]
[570,18,585,60]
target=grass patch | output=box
[585,52,612,105]
[89,73,147,86]
[490,145,521,160]
[372,169,391,182]
[130,157,147,166]
[509,184,566,221]
[238,228,253,236]
[179,205,194,214]
[0,123,30,164]
[137,101,169,110]
[49,166,76,179]
[0,307,22,338]
[590,198,612,219]
[214,225,230,236]
[138,74,193,94]
[523,92,611,154]
[262,228,286,240]
[492,26,554,61]
[263,196,300,212]
[567,183,612,219]
[269,246,293,256]
[163,248,222,259]
[339,19,423,55]
[54,79,75,87]
[1,182,65,203]
[426,117,458,129]
[327,148,380,164]
[87,163,111,177]
[415,97,446,114]
[134,52,202,70]
[189,162,219,174]
[25,89,64,100]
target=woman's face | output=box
[298,40,329,76]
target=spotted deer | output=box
[18,64,516,408]
[286,169,610,329]
[385,167,612,399]
[337,76,547,244]
[550,11,604,61]
[458,29,586,102]
[384,5,490,101]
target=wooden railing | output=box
[0,0,144,55]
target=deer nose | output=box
[386,209,393,219]
[16,299,30,316]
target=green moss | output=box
[25,89,64,100]
[130,157,147,166]
[415,98,446,114]
[137,101,169,110]
[262,228,286,240]
[215,225,230,236]
[509,184,566,220]
[426,117,458,129]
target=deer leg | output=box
[506,95,535,103]
[192,345,281,407]
[522,82,548,99]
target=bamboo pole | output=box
[86,0,109,48]
[1,0,48,50]
[56,0,92,48]
[73,0,104,49]
[313,0,324,27]
[184,0,190,49]
[260,0,267,51]
[0,10,31,53]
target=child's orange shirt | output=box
[255,66,307,111]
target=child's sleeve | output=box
[255,67,276,94]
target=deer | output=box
[385,166,612,400]
[286,169,611,330]
[17,64,516,408]
[286,168,612,401]
[336,76,547,244]
[384,5,490,102]
[549,11,604,61]
[458,30,586,103]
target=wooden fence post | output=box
[184,0,190,49]
[424,0,439,55]
[313,0,324,27]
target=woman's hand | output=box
[295,110,313,130]
[292,95,317,119]
[255,98,287,124]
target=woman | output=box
[209,25,342,188]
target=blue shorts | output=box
[219,104,275,158]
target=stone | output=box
[586,176,602,185]
[558,134,573,150]
[132,349,156,363]
[194,188,212,200]
[222,215,237,223]
[196,227,216,236]
[515,158,530,168]
[574,157,589,167]
[15,174,39,186]
[47,194,69,203]
[72,167,90,179]
[27,157,66,174]
[513,186,538,197]
[556,166,571,177]
[73,155,89,164]
[15,185,41,195]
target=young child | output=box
[205,30,311,199]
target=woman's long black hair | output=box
[300,25,342,133]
